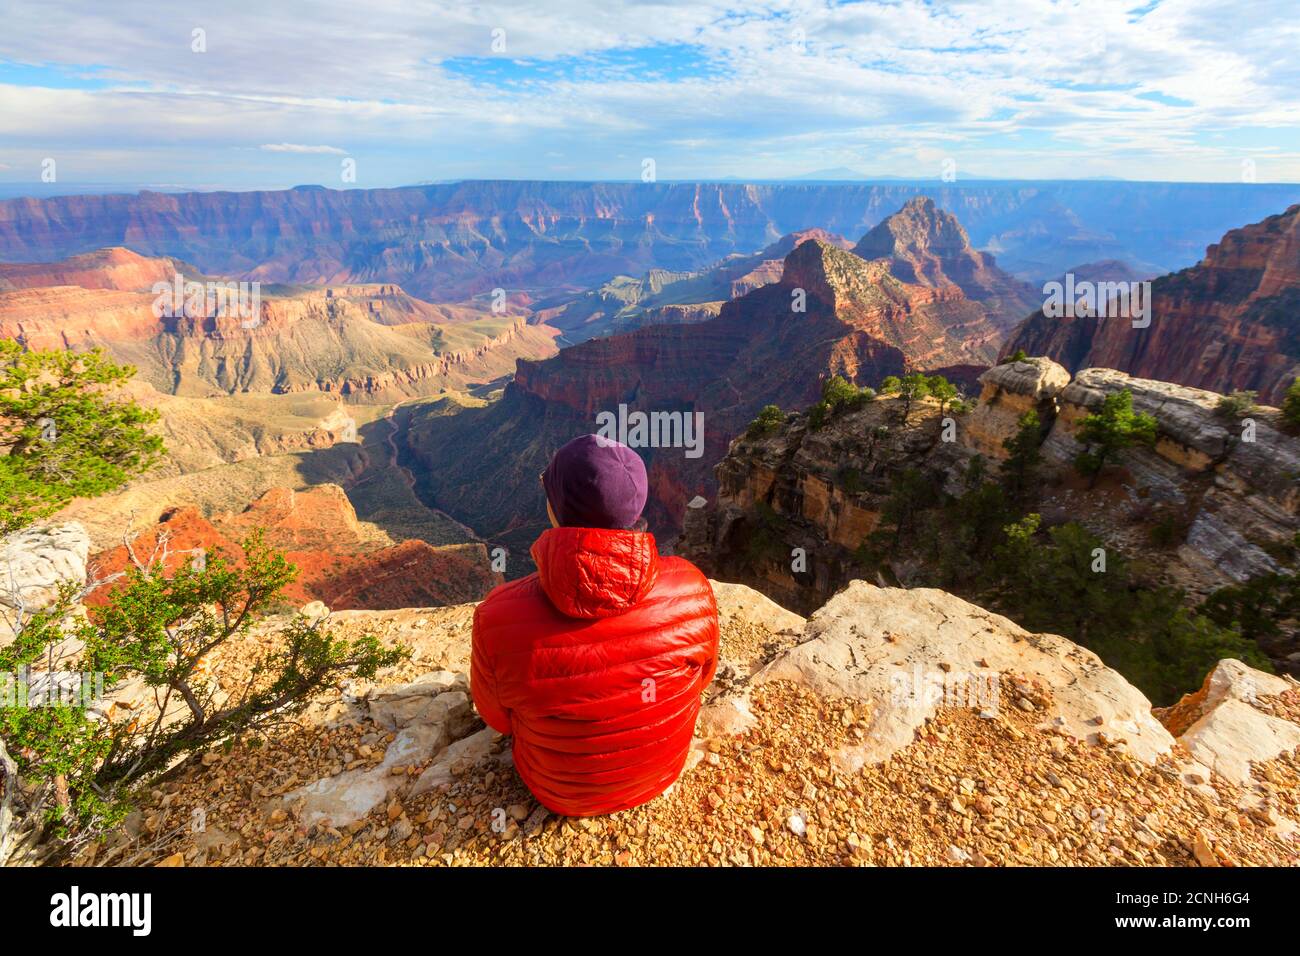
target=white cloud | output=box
[0,0,1296,184]
[259,143,347,154]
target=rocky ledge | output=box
[683,358,1300,629]
[74,580,1298,868]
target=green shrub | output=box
[746,404,785,439]
[1,534,407,855]
[807,376,874,430]
[1073,389,1157,487]
[1282,378,1300,431]
[0,343,407,861]
[1214,390,1257,419]
[0,342,163,534]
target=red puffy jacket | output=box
[471,526,719,817]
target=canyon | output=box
[1003,204,1300,404]
[4,181,1300,302]
[404,201,1020,557]
[2,180,1300,870]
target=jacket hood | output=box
[530,526,660,619]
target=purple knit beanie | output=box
[543,435,648,530]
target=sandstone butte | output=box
[60,579,1298,868]
[85,484,500,612]
[406,199,1034,549]
[1003,203,1300,404]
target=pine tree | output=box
[0,342,163,533]
[1073,389,1157,487]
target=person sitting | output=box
[471,434,720,817]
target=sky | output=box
[1,0,1298,190]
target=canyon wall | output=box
[1004,204,1300,404]
[5,181,1300,300]
[682,359,1300,643]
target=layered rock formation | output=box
[75,580,1299,867]
[1004,204,1300,404]
[539,228,853,342]
[6,181,1300,301]
[853,197,1038,333]
[682,359,1300,663]
[85,484,500,611]
[407,231,1003,554]
[0,246,190,292]
[0,250,559,403]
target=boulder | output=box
[709,582,1174,767]
[1161,659,1300,785]
[368,680,471,734]
[0,522,90,614]
[980,358,1072,402]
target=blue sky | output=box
[0,0,1298,190]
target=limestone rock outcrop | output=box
[685,361,1300,639]
[0,522,90,623]
[962,357,1070,458]
[99,579,1300,867]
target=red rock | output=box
[86,485,501,611]
[410,217,1008,543]
[853,197,1038,334]
[1003,204,1300,403]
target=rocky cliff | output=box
[1003,204,1300,404]
[0,250,558,402]
[406,232,1004,555]
[67,580,1299,867]
[853,196,1038,333]
[5,181,1300,301]
[681,359,1300,669]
